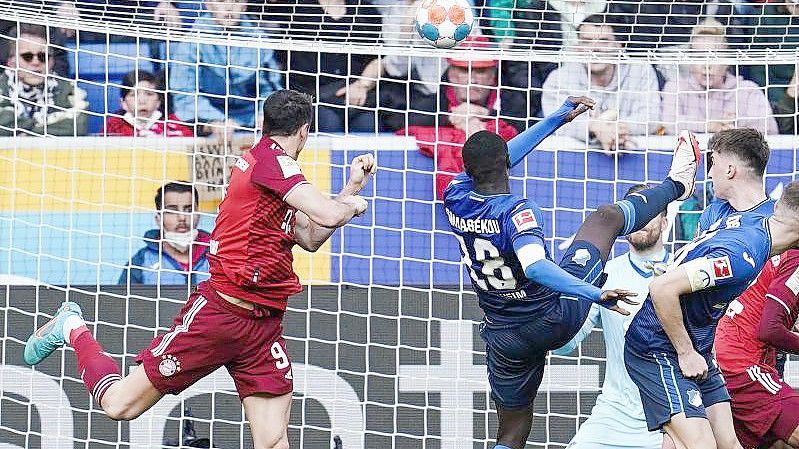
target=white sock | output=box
[62,314,86,345]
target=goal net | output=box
[0,1,797,448]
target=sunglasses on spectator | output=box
[19,52,48,63]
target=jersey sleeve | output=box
[766,254,799,319]
[502,199,546,246]
[682,243,760,292]
[250,152,308,199]
[697,206,716,233]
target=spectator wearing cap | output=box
[106,70,194,137]
[661,21,778,135]
[541,15,661,152]
[400,36,519,199]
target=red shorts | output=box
[135,281,293,399]
[725,366,799,449]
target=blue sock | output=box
[494,446,513,449]
[615,178,684,235]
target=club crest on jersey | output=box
[572,248,591,267]
[276,155,302,178]
[512,209,537,232]
[687,389,702,408]
[158,354,181,377]
[712,256,733,280]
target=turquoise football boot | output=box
[24,301,83,366]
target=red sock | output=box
[71,331,121,405]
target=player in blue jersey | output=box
[698,128,774,234]
[443,95,701,449]
[625,179,799,449]
[553,184,672,449]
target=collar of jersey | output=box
[627,250,669,278]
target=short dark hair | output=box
[120,70,164,111]
[5,24,49,59]
[578,14,628,44]
[155,181,198,211]
[462,130,509,184]
[708,128,770,178]
[780,180,799,213]
[626,183,667,217]
[262,89,314,137]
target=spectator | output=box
[541,15,661,152]
[624,0,751,51]
[661,21,778,135]
[400,36,519,199]
[286,0,382,133]
[749,1,799,102]
[0,24,88,136]
[168,0,282,138]
[486,0,616,49]
[106,70,193,137]
[773,64,799,134]
[118,182,211,285]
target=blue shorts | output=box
[480,241,606,409]
[624,345,730,431]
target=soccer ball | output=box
[415,0,475,49]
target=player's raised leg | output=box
[24,302,163,420]
[572,130,700,262]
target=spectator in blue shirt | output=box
[118,182,211,285]
[167,0,283,137]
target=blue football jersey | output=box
[626,210,773,356]
[443,173,559,324]
[698,198,775,233]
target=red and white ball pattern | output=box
[415,0,474,49]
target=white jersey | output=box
[554,250,672,449]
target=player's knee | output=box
[102,397,145,421]
[685,434,717,449]
[592,204,625,230]
[253,434,289,449]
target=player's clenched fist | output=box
[339,195,368,216]
[347,154,377,193]
[678,349,708,380]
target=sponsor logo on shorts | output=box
[687,389,702,408]
[511,209,537,232]
[712,256,733,279]
[571,248,591,267]
[158,354,181,377]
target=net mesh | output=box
[0,1,797,448]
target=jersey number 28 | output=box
[454,235,517,291]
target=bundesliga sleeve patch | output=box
[785,265,799,296]
[276,155,302,178]
[682,256,733,292]
[512,209,538,232]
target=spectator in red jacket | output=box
[105,70,193,137]
[400,36,519,199]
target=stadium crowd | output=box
[1,0,798,284]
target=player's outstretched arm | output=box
[757,260,799,353]
[291,154,376,252]
[649,267,708,379]
[513,236,636,313]
[507,96,594,168]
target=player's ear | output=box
[154,212,162,228]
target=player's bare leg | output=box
[243,392,292,449]
[663,432,678,449]
[571,130,700,261]
[495,404,534,449]
[706,402,743,449]
[24,302,163,421]
[100,367,162,420]
[770,441,794,449]
[663,412,718,449]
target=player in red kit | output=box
[715,249,799,449]
[22,90,376,449]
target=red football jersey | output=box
[716,250,799,374]
[208,136,308,310]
